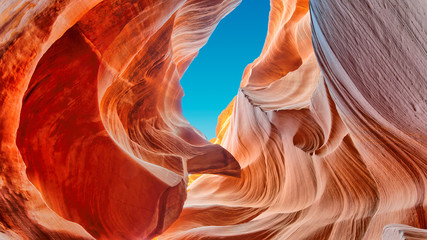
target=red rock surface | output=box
[1,1,239,239]
[0,0,426,239]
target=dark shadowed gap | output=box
[180,0,270,140]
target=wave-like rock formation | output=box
[0,0,426,239]
[1,1,240,239]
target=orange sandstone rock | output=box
[1,0,240,239]
[0,0,426,239]
[159,0,427,239]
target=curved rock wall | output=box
[0,0,425,239]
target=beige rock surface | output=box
[0,0,425,239]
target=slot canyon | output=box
[0,0,426,239]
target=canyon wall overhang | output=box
[0,0,426,239]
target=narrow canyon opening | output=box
[180,0,270,140]
[2,0,426,239]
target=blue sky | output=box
[180,0,270,140]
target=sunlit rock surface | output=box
[1,1,240,239]
[0,0,426,240]
[160,0,427,239]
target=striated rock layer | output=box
[160,0,427,239]
[1,0,240,239]
[0,0,426,240]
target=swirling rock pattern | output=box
[160,0,427,239]
[1,0,240,239]
[0,0,426,240]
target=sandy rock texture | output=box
[1,0,240,239]
[0,0,425,239]
[160,0,427,239]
